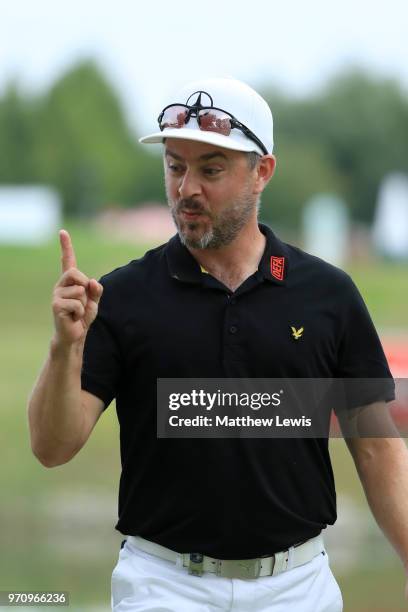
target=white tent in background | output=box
[373,173,408,260]
[302,194,349,266]
[0,186,61,245]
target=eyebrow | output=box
[165,149,228,162]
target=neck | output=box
[188,219,266,291]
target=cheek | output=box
[211,178,239,203]
[164,175,179,199]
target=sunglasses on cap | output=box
[157,103,268,156]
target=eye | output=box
[203,167,222,176]
[167,163,184,173]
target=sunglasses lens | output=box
[160,106,188,129]
[198,110,232,136]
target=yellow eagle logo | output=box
[291,326,304,340]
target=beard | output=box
[166,185,260,250]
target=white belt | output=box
[126,534,325,579]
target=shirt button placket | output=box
[225,294,239,336]
[223,293,245,375]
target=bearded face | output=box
[166,187,259,250]
[164,140,260,250]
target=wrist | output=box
[50,335,85,359]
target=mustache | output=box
[176,199,207,214]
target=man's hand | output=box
[52,229,103,345]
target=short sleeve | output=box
[334,277,395,408]
[81,277,122,410]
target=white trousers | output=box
[111,537,343,612]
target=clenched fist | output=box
[52,229,103,345]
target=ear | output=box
[253,155,276,194]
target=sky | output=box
[1,0,408,136]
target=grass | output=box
[344,261,408,333]
[1,220,407,610]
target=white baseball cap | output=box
[139,77,274,156]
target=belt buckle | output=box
[188,553,204,577]
[216,557,262,579]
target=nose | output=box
[178,169,202,200]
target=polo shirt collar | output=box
[166,233,203,283]
[166,223,289,286]
[257,223,289,286]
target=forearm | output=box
[353,437,408,571]
[27,336,86,467]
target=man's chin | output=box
[179,234,206,249]
[178,227,214,249]
[176,219,206,241]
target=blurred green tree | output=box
[0,82,36,182]
[262,70,408,227]
[31,60,160,216]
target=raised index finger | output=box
[59,229,77,273]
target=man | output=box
[28,77,408,611]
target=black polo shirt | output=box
[81,223,393,558]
